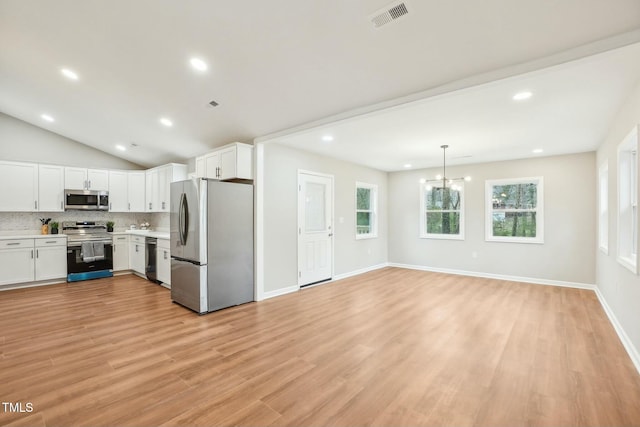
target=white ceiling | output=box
[1,0,640,169]
[272,42,640,171]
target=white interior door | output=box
[298,172,333,287]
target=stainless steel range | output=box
[63,221,114,282]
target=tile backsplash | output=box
[0,212,169,233]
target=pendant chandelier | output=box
[421,145,471,190]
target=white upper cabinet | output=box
[146,163,187,212]
[64,167,87,190]
[195,142,253,181]
[65,167,109,191]
[0,160,183,213]
[108,170,128,212]
[88,169,109,191]
[38,164,64,212]
[145,168,159,212]
[110,170,146,213]
[128,171,146,212]
[204,151,221,179]
[0,161,38,212]
[195,156,206,178]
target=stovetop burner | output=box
[63,221,111,243]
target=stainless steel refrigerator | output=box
[170,178,254,314]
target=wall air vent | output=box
[369,1,409,29]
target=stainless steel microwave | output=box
[64,189,109,211]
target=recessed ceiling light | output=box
[60,68,79,80]
[115,144,126,151]
[404,164,412,168]
[532,148,543,154]
[322,135,334,142]
[160,117,173,127]
[190,57,208,72]
[513,91,533,101]
[41,114,55,122]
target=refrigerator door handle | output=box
[178,193,185,245]
[179,192,189,246]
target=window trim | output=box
[355,181,378,240]
[485,176,544,244]
[598,161,609,255]
[616,125,638,274]
[420,180,465,240]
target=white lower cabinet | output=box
[157,238,170,286]
[0,237,67,285]
[0,240,35,285]
[35,239,67,281]
[112,235,129,271]
[129,235,145,275]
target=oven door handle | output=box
[67,241,113,248]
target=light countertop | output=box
[0,230,169,240]
[117,230,170,239]
[0,232,67,240]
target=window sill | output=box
[485,236,544,244]
[420,234,464,241]
[617,255,637,274]
[356,234,377,240]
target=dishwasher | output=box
[145,237,160,283]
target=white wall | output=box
[263,143,388,294]
[388,152,596,285]
[0,113,141,169]
[596,79,640,362]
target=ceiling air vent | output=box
[208,100,219,107]
[369,1,409,29]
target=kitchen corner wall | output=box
[0,212,169,233]
[0,112,171,234]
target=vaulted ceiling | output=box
[1,0,639,169]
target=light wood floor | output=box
[1,268,639,427]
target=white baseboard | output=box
[261,263,389,300]
[0,278,66,291]
[388,263,596,290]
[262,285,299,300]
[594,287,640,375]
[113,270,132,276]
[332,263,389,281]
